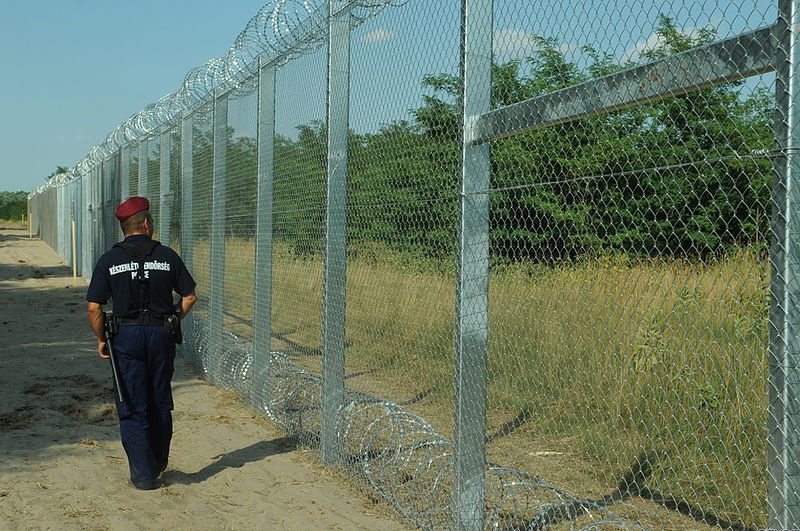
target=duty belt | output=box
[116,313,166,326]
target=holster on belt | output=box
[116,311,181,345]
[164,312,182,345]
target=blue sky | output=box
[0,1,776,193]
[0,1,265,192]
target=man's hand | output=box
[87,302,107,359]
[97,340,110,359]
[179,291,198,320]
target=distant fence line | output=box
[28,0,800,529]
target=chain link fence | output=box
[27,0,800,528]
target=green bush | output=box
[0,191,27,220]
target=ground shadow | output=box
[486,409,531,443]
[0,263,71,280]
[519,450,757,531]
[0,230,31,242]
[399,388,434,406]
[164,436,297,485]
[223,310,329,356]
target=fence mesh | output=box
[482,2,773,529]
[27,0,795,528]
[168,126,182,251]
[272,46,328,369]
[146,136,161,230]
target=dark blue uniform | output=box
[87,234,195,489]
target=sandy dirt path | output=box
[0,227,405,530]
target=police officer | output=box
[86,196,197,490]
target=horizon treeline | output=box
[0,191,27,221]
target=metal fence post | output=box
[76,180,83,275]
[110,152,122,248]
[102,159,110,250]
[139,139,148,197]
[83,171,91,277]
[79,179,84,273]
[210,90,229,361]
[63,185,68,257]
[55,186,60,255]
[321,0,351,466]
[98,163,104,255]
[86,168,94,271]
[71,184,76,265]
[253,60,276,408]
[454,0,492,528]
[93,165,99,266]
[59,186,66,258]
[770,0,800,526]
[77,180,82,273]
[159,125,172,246]
[95,163,104,258]
[78,179,85,274]
[181,110,194,272]
[59,186,64,258]
[53,187,58,253]
[62,185,67,261]
[121,145,130,201]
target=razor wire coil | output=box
[181,315,647,530]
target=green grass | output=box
[187,239,769,528]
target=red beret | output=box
[115,196,149,221]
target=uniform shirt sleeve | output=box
[173,254,196,297]
[86,255,111,304]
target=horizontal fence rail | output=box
[471,25,777,144]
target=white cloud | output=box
[494,28,581,62]
[622,27,705,63]
[362,28,397,44]
[621,33,666,63]
[494,28,537,61]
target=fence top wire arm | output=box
[470,24,776,145]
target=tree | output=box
[234,15,772,263]
[46,166,69,181]
[407,15,772,262]
[0,191,28,220]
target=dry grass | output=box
[0,219,28,229]
[187,238,769,528]
[486,250,768,527]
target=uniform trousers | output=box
[112,324,176,489]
